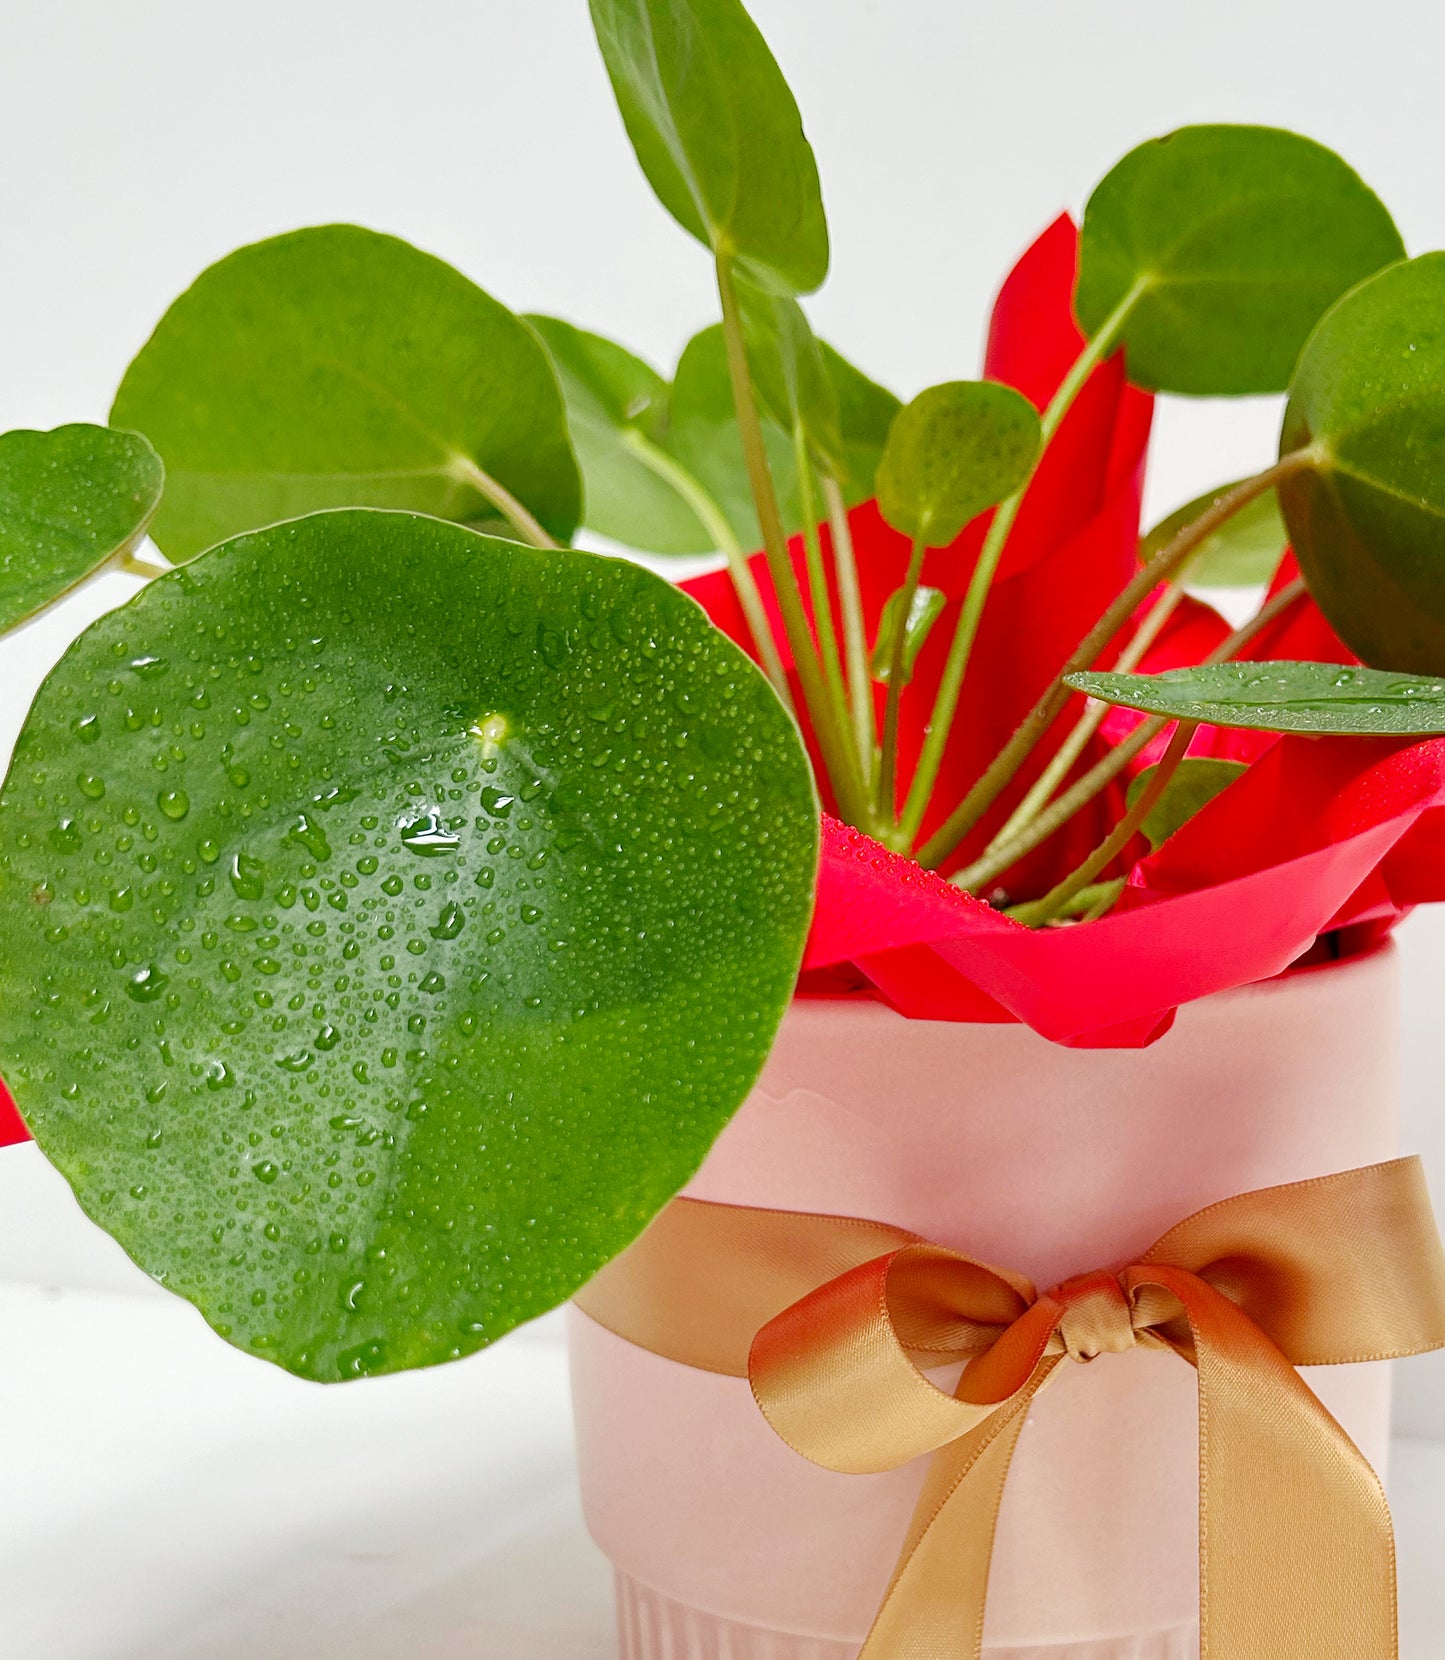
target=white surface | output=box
[0,1275,1438,1660]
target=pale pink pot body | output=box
[568,945,1400,1660]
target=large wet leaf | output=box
[875,380,1040,547]
[112,226,581,560]
[1140,483,1287,588]
[1066,661,1445,734]
[589,0,828,294]
[1280,253,1445,673]
[526,315,712,555]
[1076,126,1404,394]
[0,510,818,1381]
[0,426,163,634]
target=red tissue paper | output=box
[683,215,1445,1049]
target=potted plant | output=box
[3,0,1445,1655]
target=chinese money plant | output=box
[4,0,1445,1379]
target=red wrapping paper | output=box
[686,217,1445,1049]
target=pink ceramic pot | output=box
[569,944,1400,1660]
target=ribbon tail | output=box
[858,1360,1060,1660]
[1144,1265,1398,1660]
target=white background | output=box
[0,1,1443,1648]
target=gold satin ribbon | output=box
[574,1157,1445,1659]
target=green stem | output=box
[448,454,559,550]
[896,282,1144,846]
[714,248,867,822]
[619,426,792,710]
[984,581,1185,855]
[951,575,1308,894]
[821,473,874,773]
[1008,719,1197,928]
[875,535,926,828]
[793,426,851,740]
[918,449,1318,870]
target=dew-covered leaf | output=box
[1141,483,1287,588]
[1066,661,1445,734]
[112,226,581,560]
[870,583,945,686]
[0,426,163,634]
[875,380,1040,547]
[1126,756,1247,850]
[526,315,712,555]
[1076,126,1404,395]
[589,0,828,294]
[0,510,817,1381]
[1281,252,1445,673]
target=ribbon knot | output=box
[1051,1268,1138,1361]
[577,1157,1445,1659]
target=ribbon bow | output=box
[575,1157,1445,1659]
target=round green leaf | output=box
[588,0,828,295]
[875,380,1041,547]
[0,425,163,634]
[1125,757,1247,850]
[1281,253,1445,673]
[1076,126,1404,395]
[1066,661,1445,735]
[112,226,581,561]
[1140,483,1287,587]
[0,510,817,1381]
[527,315,712,555]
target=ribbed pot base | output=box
[614,1573,1200,1660]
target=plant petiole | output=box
[896,280,1145,846]
[714,248,869,824]
[447,453,560,551]
[984,580,1186,855]
[919,450,1319,869]
[953,576,1307,894]
[821,473,875,774]
[618,426,792,710]
[1007,718,1198,928]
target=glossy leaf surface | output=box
[112,226,581,560]
[1141,483,1287,588]
[0,426,163,634]
[1281,253,1445,673]
[875,380,1040,546]
[1076,126,1404,394]
[870,584,945,686]
[527,315,712,555]
[589,0,828,293]
[1126,757,1247,850]
[1067,661,1445,734]
[0,511,818,1381]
